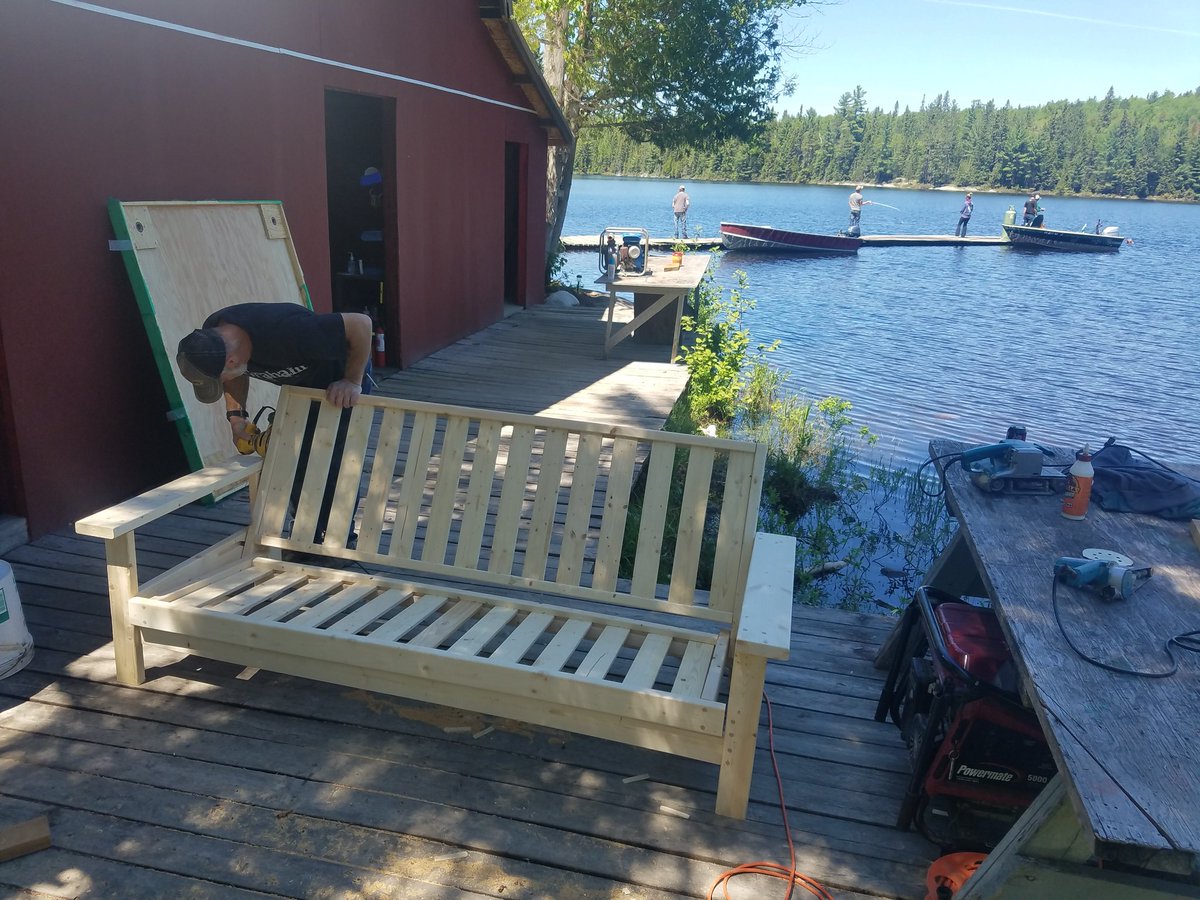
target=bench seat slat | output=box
[575,625,630,680]
[323,587,412,635]
[408,599,484,649]
[702,633,730,701]
[209,572,310,616]
[446,605,518,657]
[532,617,593,672]
[246,577,346,622]
[671,640,716,700]
[366,593,447,643]
[286,583,376,629]
[175,568,267,609]
[622,633,672,690]
[487,611,554,664]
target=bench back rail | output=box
[251,388,766,626]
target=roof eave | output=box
[479,1,574,147]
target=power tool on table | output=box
[233,406,275,457]
[1053,549,1152,601]
[960,426,1067,495]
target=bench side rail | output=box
[250,388,765,623]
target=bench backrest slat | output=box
[253,388,766,623]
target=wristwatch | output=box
[226,409,249,420]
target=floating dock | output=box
[862,234,1007,247]
[563,234,1007,250]
[561,235,721,250]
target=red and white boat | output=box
[719,221,863,254]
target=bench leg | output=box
[716,651,768,819]
[105,533,146,685]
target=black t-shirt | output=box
[203,303,347,389]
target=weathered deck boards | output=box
[374,304,691,428]
[0,307,937,898]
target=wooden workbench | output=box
[596,253,711,360]
[925,439,1200,897]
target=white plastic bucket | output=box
[0,559,35,679]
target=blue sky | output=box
[775,0,1200,115]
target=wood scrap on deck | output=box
[0,801,51,862]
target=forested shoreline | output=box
[576,87,1200,200]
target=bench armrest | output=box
[75,456,262,540]
[734,532,796,659]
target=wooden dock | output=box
[564,234,1008,250]
[561,235,722,251]
[861,234,1007,247]
[0,305,936,899]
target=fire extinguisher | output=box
[373,324,386,367]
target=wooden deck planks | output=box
[0,308,936,898]
[2,521,935,899]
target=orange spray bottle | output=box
[1061,447,1094,520]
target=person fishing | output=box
[1022,192,1038,225]
[848,185,872,231]
[955,192,974,237]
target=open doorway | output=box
[0,327,29,551]
[324,90,397,362]
[503,142,527,307]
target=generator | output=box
[874,587,1058,852]
[598,227,651,277]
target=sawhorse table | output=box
[597,253,711,360]
[923,439,1200,898]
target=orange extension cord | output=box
[706,692,835,900]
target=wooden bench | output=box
[76,386,795,818]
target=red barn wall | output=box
[0,0,550,539]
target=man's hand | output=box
[325,379,362,408]
[230,416,253,449]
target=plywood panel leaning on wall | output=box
[108,200,311,472]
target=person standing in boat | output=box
[1022,192,1038,225]
[848,185,871,231]
[955,192,974,236]
[672,185,690,239]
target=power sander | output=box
[1053,551,1152,601]
[960,426,1067,495]
[234,406,274,457]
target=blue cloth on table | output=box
[1087,443,1200,520]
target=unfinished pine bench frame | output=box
[76,387,795,818]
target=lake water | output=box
[559,176,1199,470]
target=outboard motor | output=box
[845,223,861,238]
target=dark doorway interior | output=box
[324,90,396,358]
[0,327,27,540]
[503,142,526,306]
